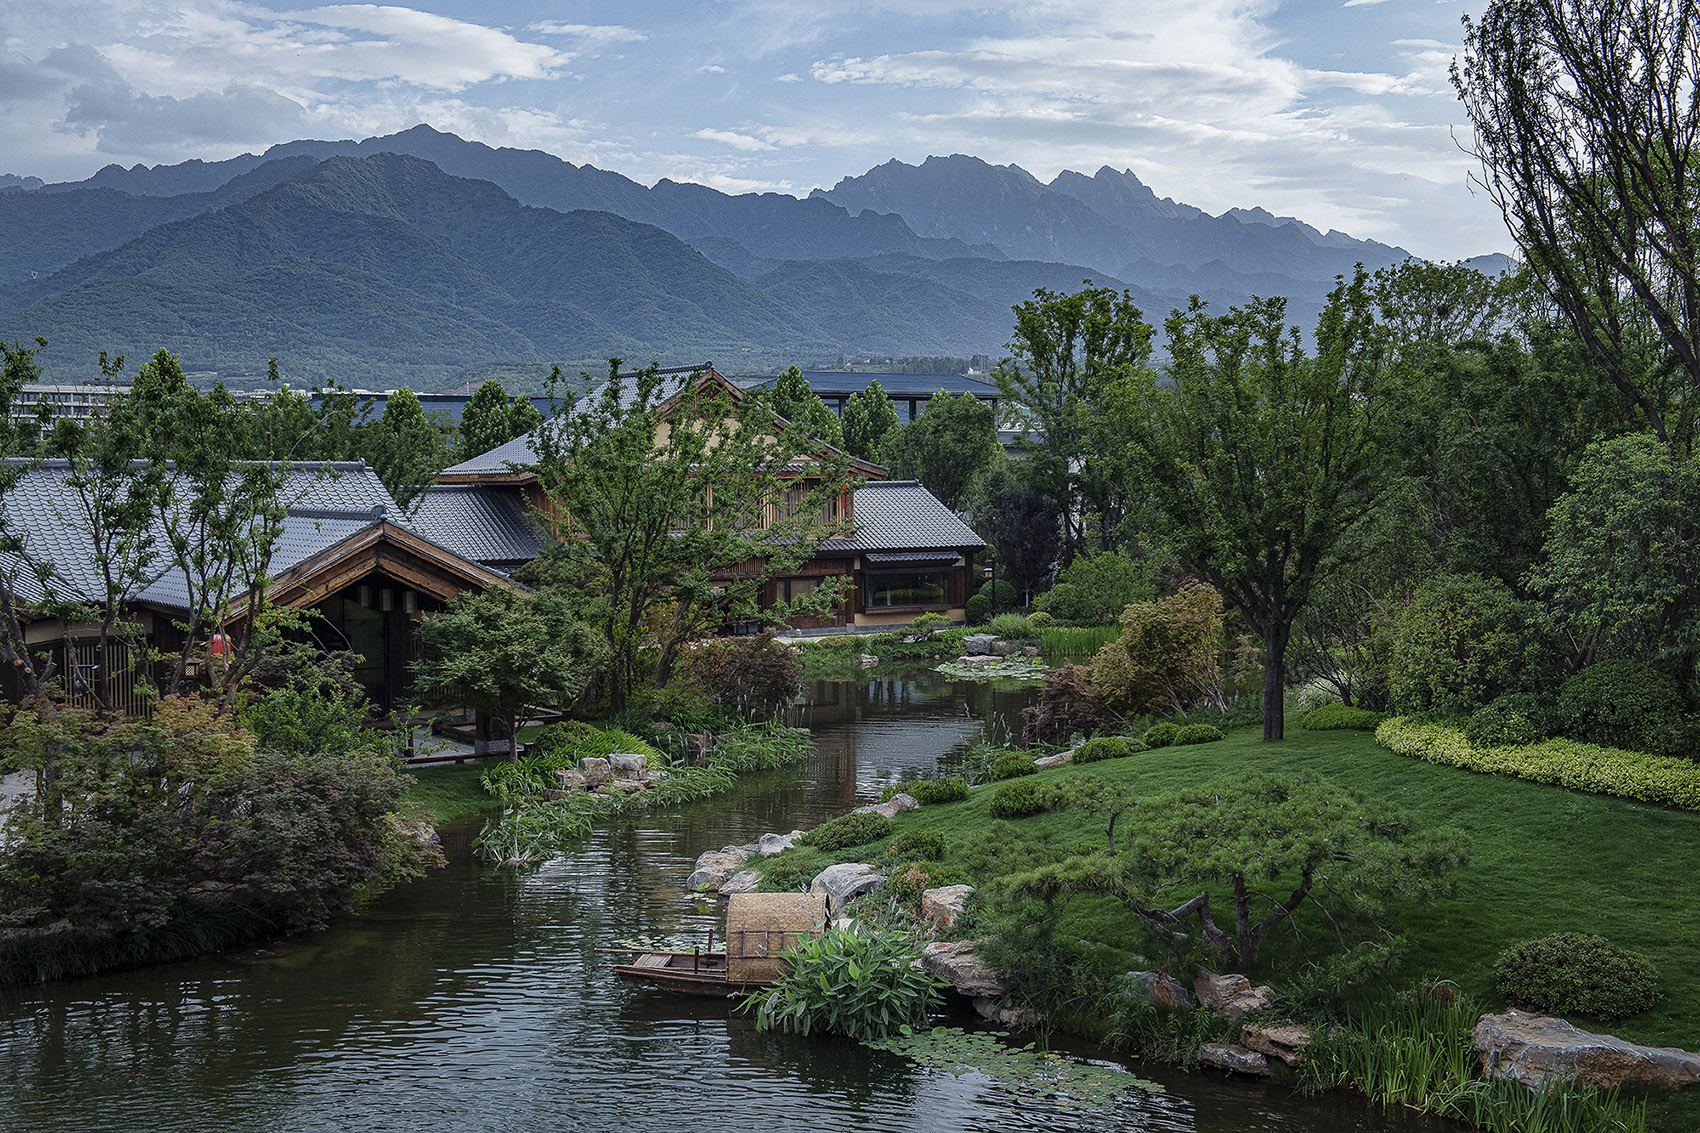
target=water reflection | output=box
[0,674,1449,1132]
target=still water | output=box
[0,673,1448,1132]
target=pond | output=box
[0,671,1450,1132]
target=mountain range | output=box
[0,125,1506,387]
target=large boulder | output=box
[852,793,919,820]
[685,848,749,892]
[1194,970,1276,1021]
[920,940,1009,999]
[608,752,648,780]
[808,862,885,913]
[1126,970,1194,1011]
[717,868,763,896]
[1034,750,1074,769]
[757,831,802,857]
[973,997,1045,1029]
[553,767,588,790]
[963,633,997,656]
[1472,1010,1700,1091]
[920,884,974,928]
[1198,1043,1270,1076]
[578,756,611,787]
[1242,1023,1313,1067]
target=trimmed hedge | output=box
[1300,703,1387,731]
[1174,723,1225,745]
[987,753,1039,781]
[886,829,948,860]
[882,777,970,805]
[1072,736,1145,764]
[803,812,893,851]
[987,780,1059,819]
[1374,717,1700,811]
[1142,722,1179,749]
[1495,933,1662,1021]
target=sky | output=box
[0,0,1509,261]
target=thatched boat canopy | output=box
[725,891,828,983]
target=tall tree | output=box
[994,284,1153,553]
[876,391,1000,512]
[761,366,845,449]
[840,379,899,461]
[459,380,522,459]
[0,339,61,701]
[1124,273,1388,740]
[1454,0,1700,446]
[370,387,448,512]
[531,361,851,713]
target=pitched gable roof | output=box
[826,480,984,552]
[410,484,545,565]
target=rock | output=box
[1242,1023,1313,1066]
[541,788,569,801]
[1126,970,1194,1011]
[852,794,917,820]
[685,848,749,892]
[973,997,1046,1029]
[920,884,974,928]
[1194,970,1276,1020]
[642,769,670,783]
[1022,646,1041,658]
[553,768,588,790]
[718,868,763,896]
[1198,1043,1270,1076]
[578,756,611,787]
[1472,1010,1700,1091]
[963,633,997,655]
[886,792,918,813]
[726,843,761,856]
[920,940,1009,999]
[1034,751,1074,769]
[757,832,798,856]
[808,863,886,913]
[859,654,879,668]
[990,639,1015,656]
[608,752,647,779]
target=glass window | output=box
[866,570,949,608]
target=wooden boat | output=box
[606,892,827,997]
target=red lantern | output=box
[209,633,232,657]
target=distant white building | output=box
[13,383,130,424]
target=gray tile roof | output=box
[827,481,985,553]
[410,485,545,565]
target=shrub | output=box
[1174,724,1225,745]
[1033,550,1152,625]
[1026,611,1054,629]
[1554,659,1691,757]
[987,753,1039,781]
[984,612,1040,641]
[884,860,966,902]
[1300,703,1387,731]
[749,926,943,1040]
[883,777,970,805]
[1090,582,1228,717]
[1465,692,1550,748]
[1494,933,1662,1021]
[1143,722,1179,748]
[886,829,948,860]
[1020,663,1112,745]
[910,611,952,635]
[1375,716,1700,811]
[760,852,820,892]
[988,780,1060,819]
[1072,736,1140,764]
[964,592,991,625]
[978,577,1018,610]
[802,812,892,852]
[1387,573,1553,715]
[673,631,802,716]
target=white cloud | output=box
[698,64,727,74]
[693,127,774,152]
[526,22,647,43]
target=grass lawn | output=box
[773,719,1700,1131]
[404,762,499,825]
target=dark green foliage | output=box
[1554,659,1690,757]
[803,811,893,852]
[840,379,899,460]
[1034,550,1152,625]
[672,631,802,716]
[979,577,1018,610]
[988,780,1060,819]
[1173,724,1224,745]
[1495,933,1663,1021]
[1464,693,1550,748]
[1300,702,1388,731]
[884,860,966,902]
[458,379,531,458]
[886,829,948,860]
[369,386,450,511]
[759,366,844,448]
[1072,737,1139,764]
[876,391,1001,512]
[981,483,1063,597]
[1388,573,1552,715]
[987,753,1039,780]
[759,852,821,893]
[748,927,943,1041]
[1142,722,1179,748]
[964,592,991,624]
[882,777,970,805]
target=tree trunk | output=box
[1262,619,1291,741]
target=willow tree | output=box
[1123,273,1388,740]
[531,361,851,712]
[1454,0,1700,446]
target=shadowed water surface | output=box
[0,673,1449,1132]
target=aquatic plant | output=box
[747,926,941,1041]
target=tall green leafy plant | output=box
[747,927,943,1041]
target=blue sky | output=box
[0,1,1508,260]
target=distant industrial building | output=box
[737,371,1001,424]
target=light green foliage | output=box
[803,811,892,852]
[1005,772,1467,970]
[458,379,535,459]
[1533,434,1700,672]
[1142,722,1178,748]
[370,386,449,511]
[869,1024,1161,1105]
[1034,550,1152,625]
[1120,274,1388,739]
[886,829,948,860]
[1387,573,1550,715]
[1495,933,1662,1021]
[881,777,969,805]
[1071,737,1140,764]
[1375,716,1700,810]
[884,860,965,902]
[1553,659,1691,757]
[1038,624,1119,660]
[988,780,1061,819]
[531,361,851,712]
[1091,583,1226,718]
[759,851,821,893]
[840,378,899,460]
[1300,703,1387,731]
[876,390,1001,511]
[761,365,844,449]
[983,612,1040,641]
[1172,724,1224,745]
[411,588,606,760]
[748,927,943,1041]
[987,752,1039,781]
